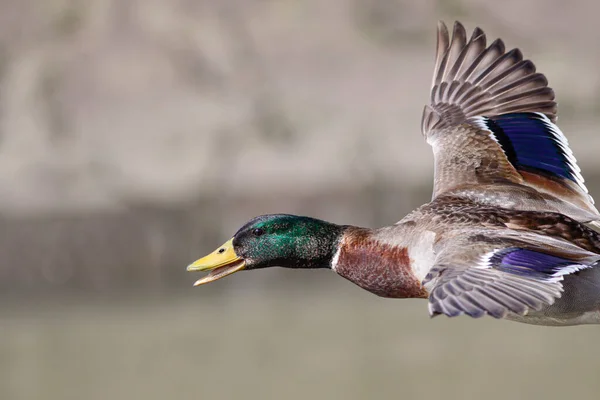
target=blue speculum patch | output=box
[484,113,579,184]
[490,248,583,279]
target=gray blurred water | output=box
[3,291,600,400]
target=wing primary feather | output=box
[466,39,506,84]
[443,22,468,82]
[433,21,450,88]
[424,22,558,136]
[455,27,487,81]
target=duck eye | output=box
[252,228,265,236]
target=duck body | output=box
[187,22,600,326]
[332,196,600,325]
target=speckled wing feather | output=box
[421,22,597,222]
[422,231,600,319]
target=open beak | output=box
[186,238,246,286]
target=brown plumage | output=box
[334,228,428,298]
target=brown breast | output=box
[333,228,428,299]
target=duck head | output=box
[187,214,345,286]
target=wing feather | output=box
[423,233,600,319]
[421,21,598,222]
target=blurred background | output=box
[2,0,600,399]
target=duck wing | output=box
[422,230,600,319]
[422,21,597,221]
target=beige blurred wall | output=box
[2,0,600,215]
[2,0,600,291]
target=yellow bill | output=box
[187,238,246,286]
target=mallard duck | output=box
[187,21,600,326]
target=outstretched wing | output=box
[421,22,597,220]
[422,232,600,319]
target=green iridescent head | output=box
[187,214,345,286]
